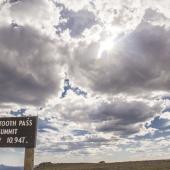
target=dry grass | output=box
[34,160,170,170]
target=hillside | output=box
[34,160,170,170]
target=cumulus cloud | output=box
[42,96,161,140]
[68,13,170,96]
[0,24,62,105]
[0,0,59,37]
[143,8,170,27]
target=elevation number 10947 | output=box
[7,137,27,144]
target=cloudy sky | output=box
[0,0,170,166]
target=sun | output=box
[97,38,114,59]
[97,25,122,59]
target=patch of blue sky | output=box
[38,118,59,132]
[71,130,90,136]
[61,78,87,98]
[10,108,26,117]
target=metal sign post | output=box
[0,116,38,170]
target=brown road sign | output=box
[0,116,37,148]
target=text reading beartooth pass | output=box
[0,119,33,127]
[0,119,32,135]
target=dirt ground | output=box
[34,160,170,170]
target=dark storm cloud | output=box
[68,9,170,95]
[90,101,156,136]
[58,99,159,136]
[9,0,21,3]
[55,2,96,37]
[89,101,153,123]
[97,123,139,136]
[0,24,61,105]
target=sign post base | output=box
[24,148,34,170]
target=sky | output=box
[0,0,170,167]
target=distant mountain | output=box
[0,165,22,170]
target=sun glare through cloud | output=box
[97,38,115,59]
[97,26,122,59]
